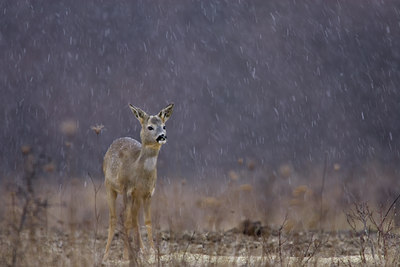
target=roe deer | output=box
[102,103,174,261]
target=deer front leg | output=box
[131,198,144,251]
[143,196,155,249]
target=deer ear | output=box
[129,104,148,124]
[158,103,174,122]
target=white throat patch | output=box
[144,157,157,171]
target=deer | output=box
[102,103,174,261]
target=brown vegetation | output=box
[2,147,400,266]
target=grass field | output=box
[2,150,400,266]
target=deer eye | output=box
[163,126,166,130]
[147,126,154,131]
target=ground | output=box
[3,165,400,266]
[2,223,399,266]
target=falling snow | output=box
[1,0,400,196]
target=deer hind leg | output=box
[123,194,133,260]
[103,185,117,261]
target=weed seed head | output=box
[91,124,104,135]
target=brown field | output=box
[2,153,400,266]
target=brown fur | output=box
[102,103,174,261]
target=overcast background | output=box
[1,0,400,185]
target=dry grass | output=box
[2,150,400,266]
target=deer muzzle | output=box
[156,134,167,144]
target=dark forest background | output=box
[1,0,400,184]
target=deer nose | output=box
[156,134,167,143]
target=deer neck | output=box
[138,144,161,172]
